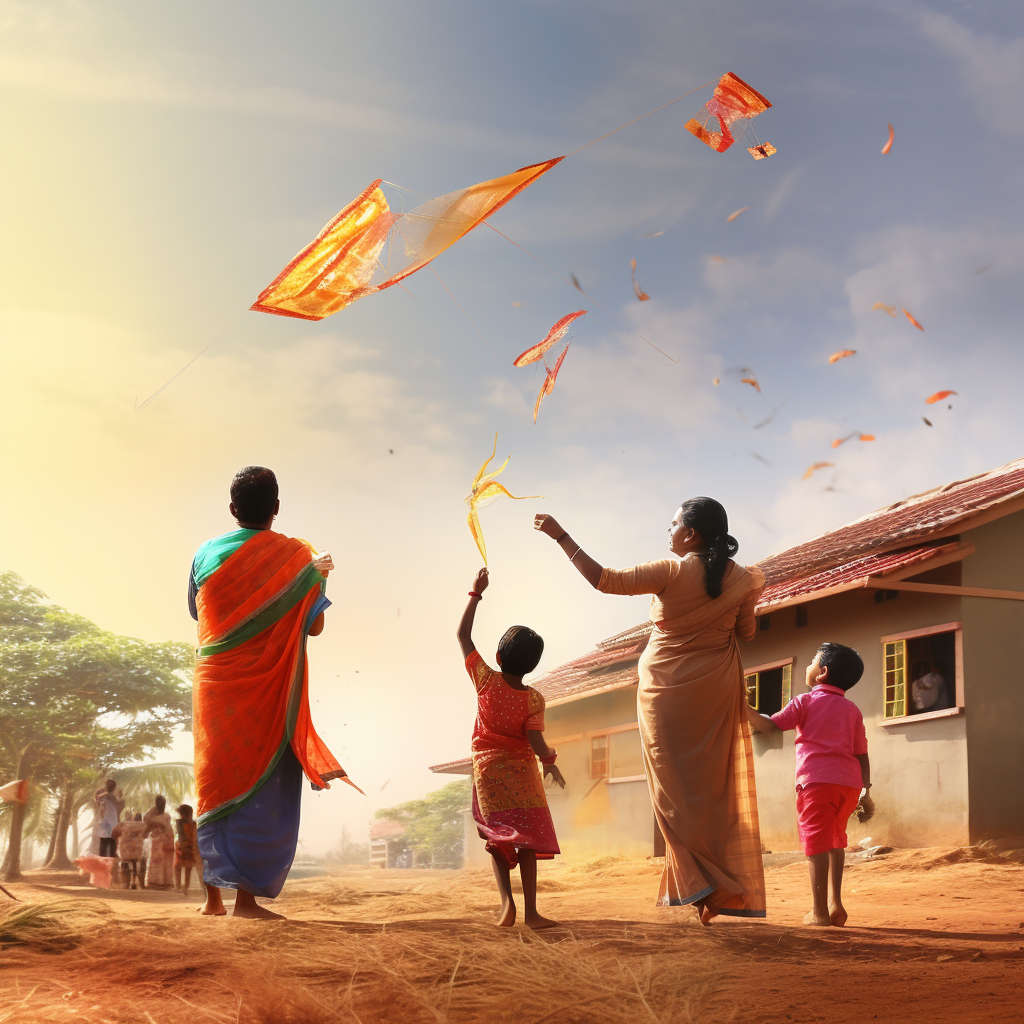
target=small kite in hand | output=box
[903,309,924,331]
[630,259,650,301]
[803,461,835,480]
[881,123,894,155]
[871,303,898,316]
[465,434,539,565]
[513,311,586,367]
[926,390,957,404]
[533,345,571,424]
[829,349,857,364]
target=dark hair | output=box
[105,778,117,792]
[134,812,142,822]
[497,625,544,676]
[154,794,166,813]
[176,803,193,820]
[230,466,278,524]
[678,497,739,598]
[817,642,864,691]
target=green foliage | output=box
[376,779,471,868]
[113,762,195,812]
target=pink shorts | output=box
[796,783,861,856]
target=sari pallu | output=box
[192,530,353,897]
[600,558,766,917]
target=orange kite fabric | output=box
[686,72,772,154]
[192,531,351,825]
[252,158,564,321]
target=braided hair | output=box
[678,497,739,598]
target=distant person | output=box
[457,567,565,929]
[174,804,202,896]
[143,796,175,889]
[116,812,147,889]
[535,498,766,923]
[189,466,354,919]
[94,779,124,858]
[747,642,874,927]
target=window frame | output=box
[743,657,795,713]
[586,723,644,782]
[589,734,609,779]
[878,621,964,726]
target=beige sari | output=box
[599,554,766,916]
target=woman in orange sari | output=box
[535,497,766,922]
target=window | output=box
[744,659,794,716]
[881,622,962,721]
[590,735,608,779]
[609,728,644,779]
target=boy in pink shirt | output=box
[746,642,874,927]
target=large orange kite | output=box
[685,72,775,159]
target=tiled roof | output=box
[532,630,649,706]
[758,457,1024,585]
[427,758,472,775]
[369,819,405,840]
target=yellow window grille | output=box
[781,662,792,706]
[884,639,906,718]
[745,672,759,710]
[590,735,609,779]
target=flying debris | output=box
[871,303,898,316]
[749,452,772,466]
[713,378,721,385]
[513,311,586,366]
[923,417,933,426]
[727,206,749,222]
[685,72,775,159]
[925,390,957,404]
[903,309,924,331]
[465,434,539,565]
[630,259,650,301]
[831,432,876,448]
[974,264,992,275]
[512,300,523,307]
[881,123,894,155]
[533,345,571,424]
[803,461,835,480]
[740,374,761,392]
[709,255,728,262]
[829,349,857,364]
[644,231,665,238]
[571,274,584,293]
[252,158,563,321]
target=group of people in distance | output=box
[188,467,874,929]
[87,781,202,894]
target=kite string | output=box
[430,268,508,371]
[566,79,716,156]
[134,312,247,412]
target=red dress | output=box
[466,651,560,868]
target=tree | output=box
[376,779,471,868]
[0,572,193,880]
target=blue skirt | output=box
[198,745,302,899]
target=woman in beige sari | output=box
[535,497,766,922]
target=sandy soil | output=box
[1,846,1022,1023]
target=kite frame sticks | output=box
[135,77,729,409]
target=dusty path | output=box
[1,847,1022,1023]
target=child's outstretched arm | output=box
[457,568,489,659]
[744,701,781,735]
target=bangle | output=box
[570,545,583,565]
[540,752,557,765]
[468,591,482,600]
[555,531,568,543]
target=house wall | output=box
[739,584,970,850]
[960,512,1024,841]
[542,687,655,861]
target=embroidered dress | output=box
[467,651,560,868]
[175,819,202,868]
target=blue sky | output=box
[2,0,1022,850]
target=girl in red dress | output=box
[457,568,565,929]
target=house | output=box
[432,457,1024,862]
[368,818,407,868]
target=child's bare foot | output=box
[496,900,516,928]
[232,901,285,920]
[199,887,226,916]
[829,904,848,927]
[802,909,831,927]
[523,912,558,930]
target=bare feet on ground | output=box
[803,909,831,927]
[829,904,848,927]
[232,901,285,920]
[523,913,559,930]
[496,900,516,927]
[700,904,719,926]
[199,899,226,916]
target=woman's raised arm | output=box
[534,514,604,589]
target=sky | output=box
[2,0,1023,854]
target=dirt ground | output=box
[1,846,1022,1024]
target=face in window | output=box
[911,671,946,711]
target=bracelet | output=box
[468,591,482,600]
[540,752,557,765]
[570,545,583,565]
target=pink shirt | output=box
[771,683,867,790]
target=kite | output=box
[0,780,28,804]
[727,206,749,222]
[831,432,875,448]
[881,123,894,155]
[630,259,650,301]
[513,311,586,367]
[465,434,539,565]
[803,461,834,480]
[926,390,957,404]
[740,375,761,392]
[685,72,775,158]
[251,158,564,321]
[533,344,571,424]
[644,231,665,238]
[871,303,898,316]
[829,349,857,364]
[903,309,924,331]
